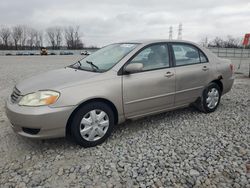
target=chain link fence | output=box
[208,47,250,58]
[208,47,250,77]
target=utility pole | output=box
[169,26,173,40]
[205,37,208,47]
[177,23,182,40]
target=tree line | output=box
[200,35,250,48]
[0,25,84,50]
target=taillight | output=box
[230,64,234,73]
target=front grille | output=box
[10,87,21,103]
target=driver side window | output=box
[129,44,170,71]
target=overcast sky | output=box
[0,0,249,46]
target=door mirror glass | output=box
[124,63,143,73]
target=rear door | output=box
[122,43,175,118]
[171,43,211,106]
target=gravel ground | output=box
[0,56,249,188]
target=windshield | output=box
[71,43,139,72]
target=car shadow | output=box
[113,106,199,135]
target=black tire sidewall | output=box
[70,102,115,147]
[202,83,221,113]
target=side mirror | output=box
[124,63,143,74]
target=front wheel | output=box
[70,102,115,147]
[197,82,221,113]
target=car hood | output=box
[16,67,101,94]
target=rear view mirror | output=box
[124,63,143,74]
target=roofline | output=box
[117,39,198,45]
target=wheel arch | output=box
[211,77,223,92]
[66,98,119,138]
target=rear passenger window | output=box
[172,44,207,66]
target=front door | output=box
[122,43,175,118]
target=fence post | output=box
[249,63,250,78]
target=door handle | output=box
[202,66,209,71]
[165,71,174,78]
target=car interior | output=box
[130,45,170,71]
[173,45,201,66]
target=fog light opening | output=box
[22,127,40,135]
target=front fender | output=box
[51,76,124,119]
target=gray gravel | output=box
[0,56,250,188]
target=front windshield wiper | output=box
[69,60,100,72]
[86,61,100,71]
[69,61,82,69]
[76,61,82,66]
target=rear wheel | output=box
[70,102,114,147]
[197,82,221,113]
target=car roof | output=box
[122,39,197,45]
[117,39,217,60]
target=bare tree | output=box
[64,26,83,49]
[55,27,62,48]
[208,36,242,48]
[0,26,11,49]
[46,27,56,49]
[64,26,74,49]
[39,31,44,47]
[34,31,40,47]
[20,25,28,49]
[11,25,23,50]
[208,37,224,47]
[33,30,44,48]
[74,26,84,49]
[224,35,240,48]
[27,28,37,49]
[46,26,63,49]
[0,24,85,50]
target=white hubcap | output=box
[80,109,109,141]
[206,88,219,109]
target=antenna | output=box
[177,23,182,40]
[169,26,173,40]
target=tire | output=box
[70,102,115,147]
[197,82,221,113]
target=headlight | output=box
[18,91,60,106]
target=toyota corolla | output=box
[5,40,234,147]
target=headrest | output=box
[185,51,199,59]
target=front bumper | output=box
[5,97,75,139]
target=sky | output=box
[0,0,249,47]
